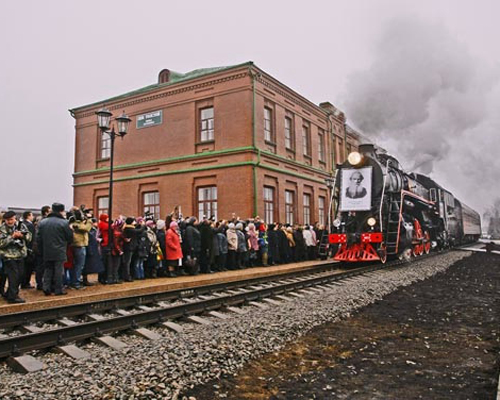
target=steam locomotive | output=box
[328,144,481,263]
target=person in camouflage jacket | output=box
[0,211,32,303]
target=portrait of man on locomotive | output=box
[346,171,367,199]
[328,144,481,264]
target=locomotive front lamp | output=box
[333,218,341,228]
[367,217,377,227]
[347,151,363,166]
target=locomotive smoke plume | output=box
[344,16,500,214]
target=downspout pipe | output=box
[250,67,259,217]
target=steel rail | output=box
[0,262,340,330]
[0,262,393,359]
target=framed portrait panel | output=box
[339,167,372,211]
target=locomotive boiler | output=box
[328,144,480,263]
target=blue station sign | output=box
[136,110,163,129]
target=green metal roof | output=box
[70,61,254,113]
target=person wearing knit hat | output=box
[165,220,183,277]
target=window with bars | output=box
[285,116,294,150]
[97,196,109,216]
[143,192,160,220]
[303,193,311,225]
[264,186,275,224]
[100,131,111,159]
[264,107,273,143]
[200,107,214,142]
[318,196,326,226]
[302,123,311,157]
[198,186,217,220]
[285,190,295,225]
[318,129,325,163]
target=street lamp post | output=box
[95,107,132,253]
[325,175,336,234]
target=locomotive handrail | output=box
[379,158,390,234]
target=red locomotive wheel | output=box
[424,231,431,254]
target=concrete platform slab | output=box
[55,345,90,359]
[7,355,43,373]
[93,335,128,351]
[161,321,183,333]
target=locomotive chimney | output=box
[358,143,376,155]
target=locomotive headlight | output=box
[347,151,363,166]
[333,218,341,228]
[367,217,377,227]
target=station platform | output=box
[0,259,335,315]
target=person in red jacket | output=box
[165,221,183,277]
[97,214,109,284]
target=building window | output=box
[100,131,111,159]
[143,191,160,220]
[337,138,344,164]
[97,196,109,216]
[285,116,294,150]
[285,190,295,225]
[200,107,214,142]
[303,194,311,225]
[318,129,325,163]
[318,196,326,226]
[198,186,217,220]
[302,122,311,157]
[264,107,273,143]
[264,186,275,224]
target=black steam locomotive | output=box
[328,144,481,263]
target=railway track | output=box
[0,252,444,370]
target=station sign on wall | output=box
[136,110,163,129]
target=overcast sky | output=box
[1,0,498,216]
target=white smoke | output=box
[344,16,500,213]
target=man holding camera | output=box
[69,207,93,289]
[0,211,32,303]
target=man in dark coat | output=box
[185,217,201,274]
[21,211,36,288]
[37,203,73,295]
[199,219,214,274]
[266,224,280,266]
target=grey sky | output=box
[1,0,498,216]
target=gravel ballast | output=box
[0,251,469,399]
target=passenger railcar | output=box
[328,144,481,263]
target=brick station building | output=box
[70,62,359,225]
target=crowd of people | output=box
[0,203,328,304]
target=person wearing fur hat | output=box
[165,221,183,277]
[37,203,73,296]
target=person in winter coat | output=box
[165,221,183,277]
[247,223,259,267]
[277,225,290,263]
[107,219,124,284]
[184,217,201,274]
[122,217,140,282]
[266,224,280,266]
[285,226,296,262]
[155,220,167,277]
[0,211,32,303]
[215,223,228,271]
[235,222,247,269]
[134,218,148,279]
[294,226,307,262]
[226,222,238,270]
[199,219,214,274]
[83,219,104,284]
[37,203,73,296]
[69,210,93,289]
[258,222,268,266]
[303,225,316,260]
[145,220,159,278]
[97,214,110,284]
